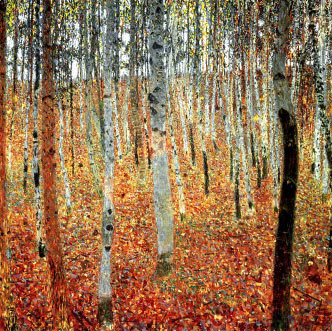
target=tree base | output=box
[156,252,173,277]
[97,298,113,328]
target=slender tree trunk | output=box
[270,81,280,212]
[271,1,299,329]
[32,0,45,258]
[130,0,145,181]
[78,4,84,131]
[202,73,210,195]
[41,1,69,327]
[70,61,75,177]
[177,80,189,157]
[97,0,115,325]
[0,2,17,328]
[232,76,241,220]
[55,77,72,213]
[211,72,218,149]
[149,0,174,277]
[84,1,102,197]
[23,2,34,193]
[122,83,131,155]
[168,80,186,220]
[141,80,151,167]
[236,75,253,210]
[308,0,332,272]
[218,72,234,182]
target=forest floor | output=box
[6,101,332,330]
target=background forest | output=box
[0,0,331,330]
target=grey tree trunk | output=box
[23,2,34,193]
[83,0,102,197]
[149,0,174,277]
[309,0,332,272]
[168,82,186,220]
[55,76,72,213]
[31,0,45,257]
[97,0,115,327]
[130,0,145,181]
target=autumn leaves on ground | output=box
[5,82,332,330]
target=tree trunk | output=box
[236,75,253,210]
[84,0,102,197]
[55,76,72,213]
[112,0,122,162]
[0,2,17,328]
[130,0,145,182]
[97,0,116,327]
[168,80,186,220]
[149,0,174,277]
[271,1,299,329]
[308,0,332,272]
[23,1,34,193]
[41,0,69,328]
[32,0,45,257]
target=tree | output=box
[97,0,116,327]
[32,0,44,257]
[149,0,174,277]
[0,2,17,329]
[271,0,299,329]
[308,0,332,272]
[41,0,69,328]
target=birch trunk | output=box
[79,4,84,131]
[308,0,332,272]
[231,76,241,219]
[97,0,115,325]
[211,72,217,149]
[83,1,102,197]
[168,83,186,219]
[32,0,45,257]
[236,76,253,210]
[149,0,174,277]
[177,81,189,156]
[55,77,72,212]
[130,0,145,181]
[0,1,17,328]
[141,80,151,167]
[23,3,34,193]
[122,83,131,155]
[112,0,122,162]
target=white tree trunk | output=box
[236,76,253,210]
[149,0,174,277]
[98,0,115,326]
[211,72,217,148]
[168,82,186,218]
[112,83,122,161]
[55,79,72,212]
[32,0,44,256]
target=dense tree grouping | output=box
[0,0,331,330]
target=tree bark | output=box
[41,0,69,328]
[149,0,174,277]
[0,2,17,329]
[308,0,332,272]
[32,0,45,257]
[130,0,145,181]
[97,0,116,327]
[271,1,299,330]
